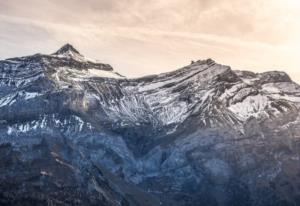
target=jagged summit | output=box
[190,58,215,66]
[51,43,86,62]
[53,43,81,56]
[49,44,117,73]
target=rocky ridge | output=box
[0,44,300,206]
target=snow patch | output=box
[88,69,123,79]
[262,84,281,94]
[23,92,40,100]
[0,94,17,107]
[228,94,269,120]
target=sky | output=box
[0,0,300,82]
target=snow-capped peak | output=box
[53,43,80,56]
[52,43,85,61]
[49,44,124,78]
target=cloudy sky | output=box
[1,0,300,82]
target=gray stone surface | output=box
[1,45,300,205]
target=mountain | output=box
[0,44,300,206]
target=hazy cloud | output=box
[0,0,300,82]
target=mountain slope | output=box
[1,44,300,206]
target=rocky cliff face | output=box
[1,44,300,206]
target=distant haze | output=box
[1,0,300,83]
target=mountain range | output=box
[1,44,300,206]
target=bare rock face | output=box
[1,44,300,206]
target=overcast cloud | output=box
[0,0,300,82]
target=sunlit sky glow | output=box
[1,0,300,82]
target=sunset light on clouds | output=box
[1,0,300,82]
